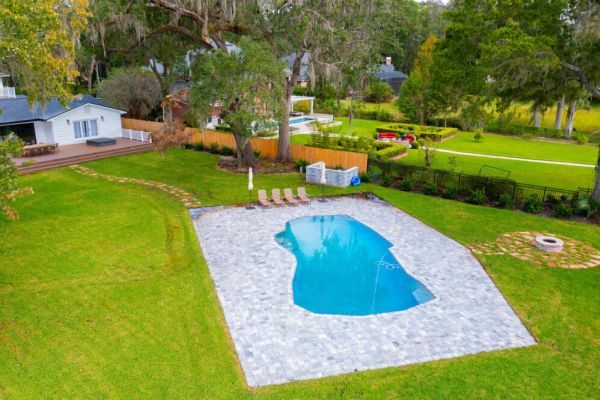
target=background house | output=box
[375,57,407,96]
[0,80,125,146]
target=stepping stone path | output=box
[468,231,600,269]
[70,165,201,208]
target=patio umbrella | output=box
[319,162,326,202]
[248,167,254,191]
[246,168,255,209]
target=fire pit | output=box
[535,235,564,253]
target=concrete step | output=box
[19,144,154,175]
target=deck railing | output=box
[122,128,152,143]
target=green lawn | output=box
[1,149,599,398]
[398,150,596,190]
[439,132,598,165]
[332,117,381,137]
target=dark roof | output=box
[375,64,407,81]
[0,94,121,125]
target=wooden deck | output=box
[15,138,154,174]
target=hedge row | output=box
[308,134,406,161]
[376,123,458,140]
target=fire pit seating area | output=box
[305,161,358,188]
[376,123,458,141]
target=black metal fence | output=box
[368,159,593,205]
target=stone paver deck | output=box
[192,197,535,387]
[469,231,600,269]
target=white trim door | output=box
[73,119,99,139]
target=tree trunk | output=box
[533,107,541,128]
[424,147,431,168]
[278,48,305,161]
[348,96,354,130]
[565,100,577,139]
[593,146,600,202]
[233,133,258,168]
[554,95,565,130]
[277,96,291,161]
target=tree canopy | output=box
[189,37,285,167]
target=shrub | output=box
[410,140,420,149]
[523,194,543,213]
[359,172,371,183]
[376,123,458,141]
[193,143,205,151]
[256,130,277,138]
[474,131,483,142]
[215,124,233,132]
[381,174,392,187]
[374,144,407,160]
[209,143,220,154]
[294,159,309,171]
[554,203,574,218]
[253,150,262,159]
[468,188,487,205]
[572,132,588,145]
[220,146,236,156]
[364,81,394,103]
[399,179,412,191]
[498,193,514,209]
[442,185,459,199]
[574,197,600,218]
[424,180,438,195]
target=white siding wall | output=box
[47,105,123,145]
[33,121,54,143]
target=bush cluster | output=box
[486,121,564,138]
[376,123,458,141]
[310,133,406,161]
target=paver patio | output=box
[192,196,535,387]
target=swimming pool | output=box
[289,117,316,124]
[275,215,433,316]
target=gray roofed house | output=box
[0,78,126,146]
[375,57,407,96]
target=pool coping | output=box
[191,195,537,387]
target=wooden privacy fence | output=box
[121,118,368,172]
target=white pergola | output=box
[290,95,315,114]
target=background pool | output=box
[276,215,433,316]
[289,117,316,124]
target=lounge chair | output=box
[284,188,298,206]
[297,187,311,203]
[258,190,272,208]
[271,189,285,206]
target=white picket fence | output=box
[122,128,152,142]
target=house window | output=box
[73,119,98,139]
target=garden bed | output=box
[376,123,458,141]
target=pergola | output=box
[290,95,315,114]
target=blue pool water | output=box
[289,117,316,124]
[275,215,433,316]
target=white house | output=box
[0,84,126,146]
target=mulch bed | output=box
[217,156,299,174]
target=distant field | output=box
[511,103,600,134]
[398,150,596,190]
[439,132,598,165]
